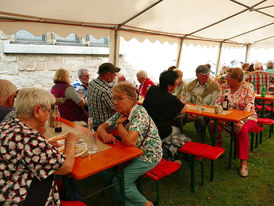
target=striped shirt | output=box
[246,70,271,94]
[87,77,115,128]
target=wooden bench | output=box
[178,141,225,192]
[138,159,181,205]
[249,123,264,151]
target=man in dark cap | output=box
[185,64,221,145]
[87,62,120,130]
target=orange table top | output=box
[60,118,143,180]
[255,94,274,101]
[185,103,253,122]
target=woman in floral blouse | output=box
[215,68,257,177]
[0,88,78,205]
[97,82,162,206]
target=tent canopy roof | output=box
[0,0,273,47]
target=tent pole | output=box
[245,44,251,63]
[113,28,118,66]
[176,38,184,68]
[215,42,223,75]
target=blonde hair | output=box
[112,82,137,102]
[15,88,56,118]
[0,79,17,102]
[53,68,71,84]
[173,69,183,79]
[227,68,243,82]
[136,70,147,79]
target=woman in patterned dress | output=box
[0,88,78,205]
[214,68,257,177]
[97,82,162,206]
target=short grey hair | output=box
[15,88,56,118]
[112,82,137,102]
[0,79,17,102]
[136,70,147,79]
[77,69,88,77]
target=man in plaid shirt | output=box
[246,62,272,94]
[87,63,120,129]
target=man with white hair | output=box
[0,79,17,122]
[136,70,155,97]
[72,68,90,99]
[246,62,272,94]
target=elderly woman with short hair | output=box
[0,88,78,205]
[136,70,155,97]
[97,82,162,206]
[215,68,257,177]
[51,68,88,122]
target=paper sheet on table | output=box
[44,122,111,157]
[187,104,231,115]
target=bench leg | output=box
[155,182,159,206]
[250,133,254,152]
[229,122,234,169]
[259,131,263,144]
[210,160,214,182]
[255,133,258,149]
[190,155,195,193]
[201,160,204,185]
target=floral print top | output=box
[107,104,162,163]
[215,81,257,121]
[0,118,66,206]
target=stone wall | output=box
[0,30,136,90]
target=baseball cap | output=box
[97,63,120,74]
[196,65,210,75]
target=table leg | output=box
[229,122,235,169]
[210,119,217,181]
[63,176,72,200]
[261,99,265,118]
[120,163,125,206]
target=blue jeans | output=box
[107,158,157,206]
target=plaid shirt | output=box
[246,70,271,94]
[87,77,115,128]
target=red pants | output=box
[236,120,257,160]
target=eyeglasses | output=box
[41,106,51,113]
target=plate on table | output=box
[47,134,87,157]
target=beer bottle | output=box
[222,95,229,110]
[54,104,62,133]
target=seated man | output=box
[143,70,191,161]
[0,79,17,122]
[87,63,120,130]
[246,62,272,94]
[72,68,89,99]
[185,65,221,146]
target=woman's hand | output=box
[65,132,78,145]
[234,121,244,133]
[101,133,116,144]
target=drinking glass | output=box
[87,117,98,154]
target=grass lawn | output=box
[79,122,274,206]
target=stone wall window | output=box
[56,33,82,46]
[14,30,47,44]
[87,35,109,47]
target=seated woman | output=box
[0,88,78,205]
[97,82,162,206]
[136,70,155,97]
[214,68,257,177]
[51,68,88,122]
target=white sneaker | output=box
[239,165,248,177]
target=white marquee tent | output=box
[0,0,273,70]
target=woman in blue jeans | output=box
[97,82,162,206]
